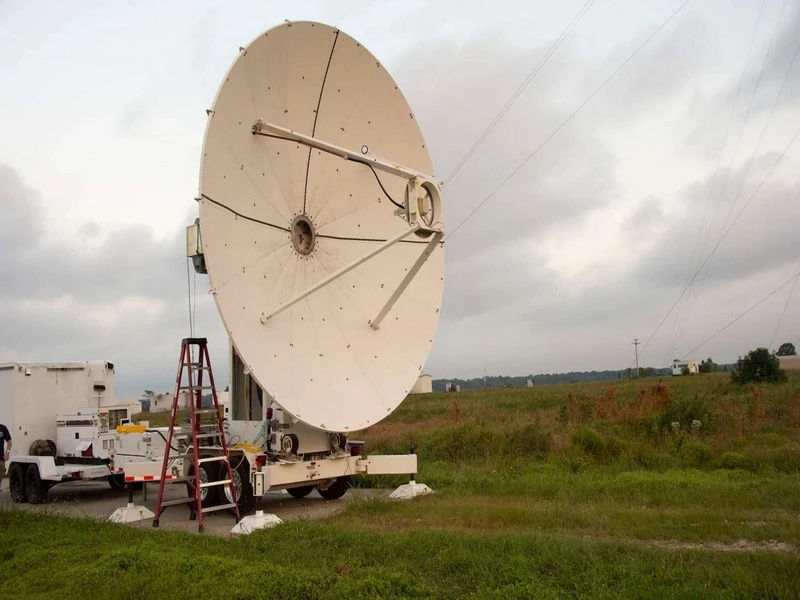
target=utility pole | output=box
[632,338,640,378]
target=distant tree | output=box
[776,342,797,356]
[698,357,719,373]
[731,347,787,385]
[140,390,155,413]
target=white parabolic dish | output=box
[198,21,444,432]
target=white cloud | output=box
[0,0,798,399]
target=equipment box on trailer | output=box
[0,361,141,503]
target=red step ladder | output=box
[152,338,240,532]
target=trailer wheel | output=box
[287,485,314,498]
[107,474,127,490]
[221,457,255,515]
[317,476,350,500]
[8,463,28,503]
[187,460,219,509]
[25,465,49,504]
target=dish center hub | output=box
[291,215,316,255]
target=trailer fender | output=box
[9,456,60,481]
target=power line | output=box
[663,0,769,367]
[769,272,799,350]
[631,121,800,366]
[671,0,790,359]
[680,267,800,360]
[716,0,790,238]
[444,0,596,186]
[445,0,693,242]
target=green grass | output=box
[3,372,800,598]
[0,508,798,600]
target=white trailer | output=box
[671,359,700,376]
[1,361,153,503]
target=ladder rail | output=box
[202,343,240,514]
[152,338,242,532]
[152,341,189,525]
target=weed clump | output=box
[571,427,623,462]
[679,442,713,467]
[716,452,749,470]
[658,395,713,433]
[508,422,551,458]
[572,427,605,458]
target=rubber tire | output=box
[187,461,219,509]
[25,464,49,504]
[8,463,28,503]
[281,433,299,455]
[317,476,350,500]
[107,473,127,490]
[221,458,256,515]
[287,485,314,498]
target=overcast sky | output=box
[1,0,799,399]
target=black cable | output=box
[146,429,181,453]
[355,159,405,209]
[304,31,340,213]
[201,193,290,232]
[202,192,431,245]
[256,127,407,210]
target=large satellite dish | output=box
[198,21,444,433]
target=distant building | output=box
[526,378,534,388]
[149,390,191,412]
[410,374,433,394]
[672,359,699,376]
[114,399,143,417]
[778,356,800,371]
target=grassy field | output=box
[2,372,799,599]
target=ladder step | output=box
[164,476,195,484]
[197,456,228,464]
[202,503,237,514]
[200,479,232,488]
[153,341,240,525]
[159,497,196,508]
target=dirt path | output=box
[577,534,798,554]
